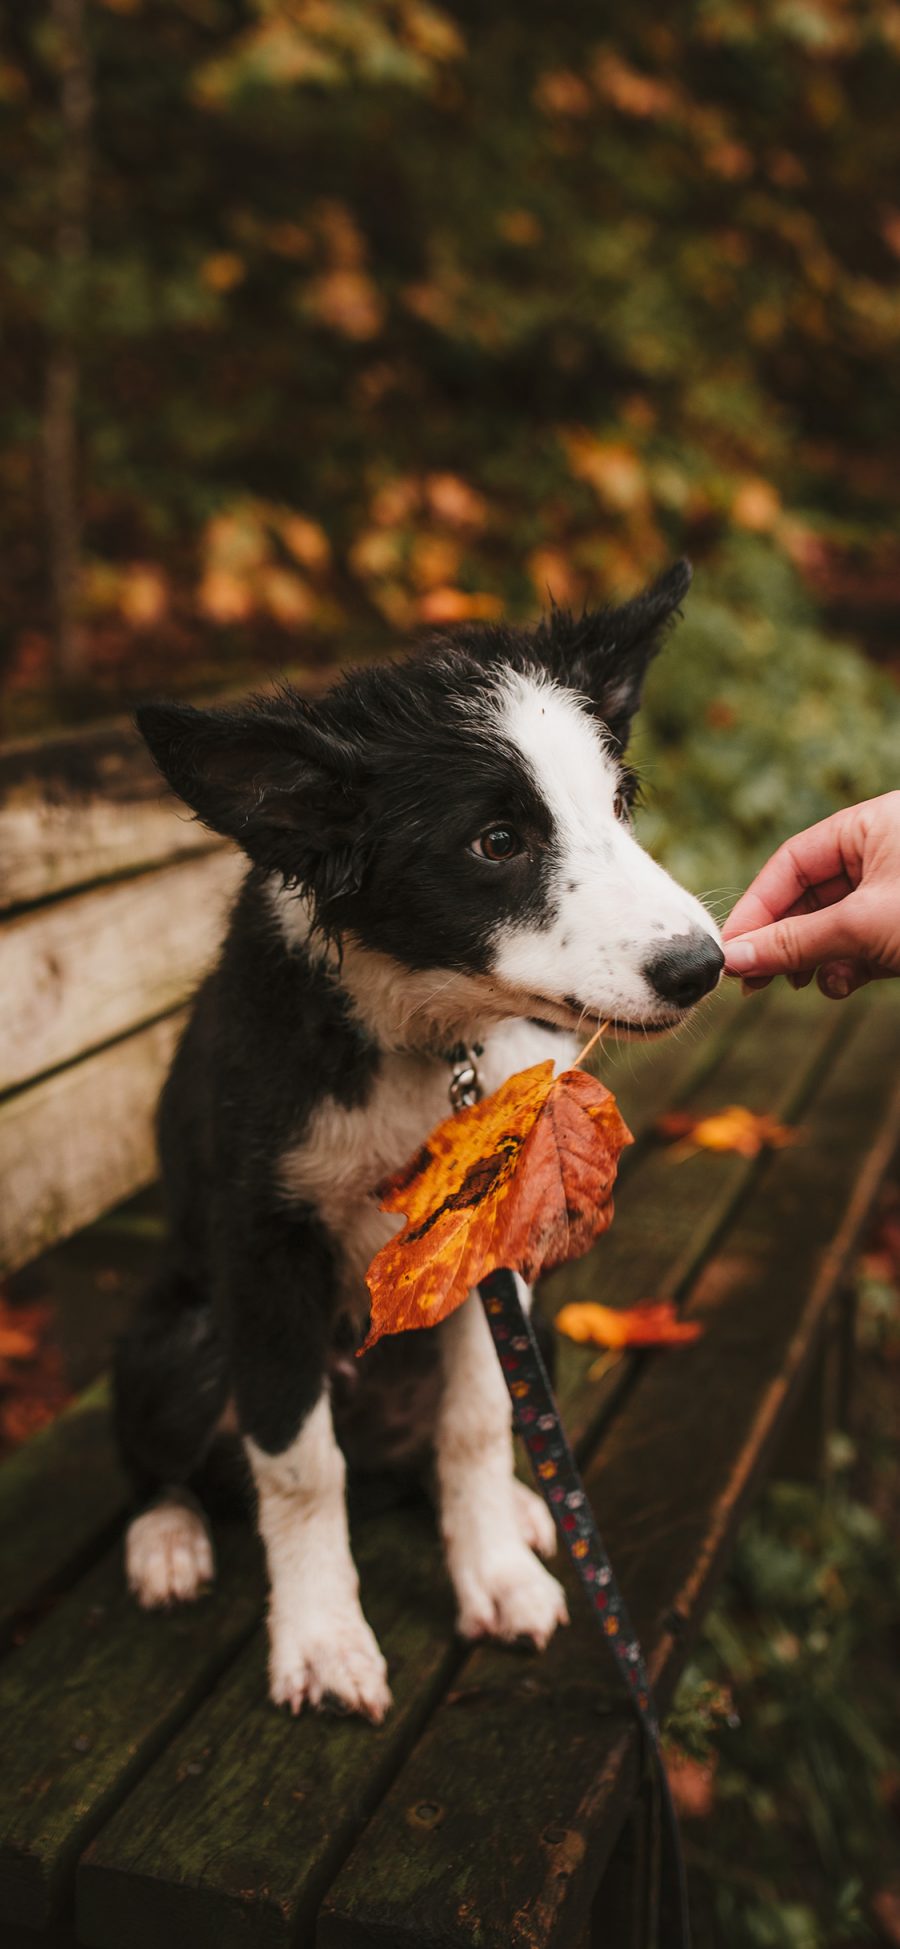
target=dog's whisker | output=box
[697,888,742,920]
[395,969,469,1034]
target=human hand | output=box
[722,792,900,999]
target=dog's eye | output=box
[471,825,523,863]
[613,790,630,824]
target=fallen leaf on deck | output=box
[0,1323,39,1361]
[0,1293,71,1459]
[363,1060,632,1351]
[662,1748,718,1821]
[873,1887,900,1947]
[555,1299,703,1349]
[655,1104,798,1159]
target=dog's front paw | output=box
[268,1606,392,1724]
[454,1545,569,1649]
[512,1479,558,1560]
[126,1496,214,1608]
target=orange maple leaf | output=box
[655,1103,797,1159]
[0,1294,71,1460]
[0,1323,38,1362]
[555,1299,703,1349]
[362,1061,632,1352]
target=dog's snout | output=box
[643,930,724,1009]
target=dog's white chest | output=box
[278,1019,576,1310]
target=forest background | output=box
[4,9,900,1945]
[3,0,900,894]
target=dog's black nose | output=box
[643,930,724,1009]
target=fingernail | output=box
[823,972,850,999]
[724,939,757,973]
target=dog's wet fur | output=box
[117,559,723,1720]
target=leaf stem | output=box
[573,1020,610,1069]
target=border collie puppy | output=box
[117,559,722,1723]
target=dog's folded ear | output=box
[135,694,365,892]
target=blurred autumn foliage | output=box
[0,1293,70,1456]
[3,0,900,876]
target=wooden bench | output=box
[2,714,899,1949]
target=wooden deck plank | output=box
[0,1527,263,1931]
[0,665,337,914]
[0,1381,127,1652]
[549,981,850,1455]
[2,1919,80,1949]
[67,989,848,1949]
[0,1012,184,1278]
[77,1507,458,1949]
[0,851,240,1096]
[316,988,900,1949]
[0,720,220,913]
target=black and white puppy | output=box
[117,559,723,1722]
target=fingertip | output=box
[817,960,867,1002]
[722,938,758,975]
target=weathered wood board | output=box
[0,1012,185,1277]
[77,1508,460,1949]
[0,664,335,912]
[0,722,218,913]
[0,1529,264,1930]
[0,1380,127,1651]
[0,850,241,1095]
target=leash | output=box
[443,1044,690,1945]
[479,1269,691,1947]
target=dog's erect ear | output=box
[135,695,365,895]
[586,559,692,749]
[540,559,692,751]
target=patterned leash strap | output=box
[479,1267,691,1949]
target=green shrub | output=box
[635,540,900,897]
[672,1459,900,1947]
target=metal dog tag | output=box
[446,1043,483,1112]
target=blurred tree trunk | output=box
[42,0,92,692]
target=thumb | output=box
[722,900,861,979]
